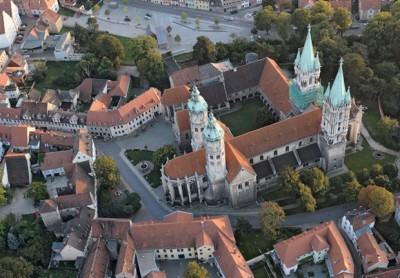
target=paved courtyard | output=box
[0,188,36,219]
[158,258,220,278]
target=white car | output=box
[144,16,151,20]
[224,16,234,21]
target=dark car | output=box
[146,13,152,17]
[124,16,131,21]
[230,10,238,14]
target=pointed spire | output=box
[345,86,351,103]
[324,82,331,98]
[295,48,301,65]
[314,51,320,69]
[203,113,224,142]
[191,85,200,98]
[188,85,208,113]
[299,24,315,72]
[328,58,350,107]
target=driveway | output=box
[0,188,36,219]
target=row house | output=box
[0,0,22,49]
[13,0,60,18]
[0,72,20,99]
[4,52,29,83]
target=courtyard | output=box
[158,259,220,277]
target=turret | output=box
[188,85,208,151]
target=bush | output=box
[105,9,110,16]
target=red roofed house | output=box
[0,0,22,49]
[0,71,20,99]
[329,0,352,12]
[273,221,354,277]
[340,206,376,245]
[40,149,74,178]
[161,85,191,121]
[359,0,381,20]
[357,232,388,273]
[13,0,59,18]
[38,9,62,33]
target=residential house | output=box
[79,237,110,278]
[340,206,376,245]
[172,109,191,151]
[395,196,400,226]
[0,94,11,108]
[359,0,381,20]
[160,85,191,121]
[54,32,83,61]
[365,266,400,278]
[72,129,96,164]
[329,0,352,12]
[195,0,210,10]
[357,232,388,273]
[40,149,74,178]
[76,78,108,103]
[209,0,241,12]
[2,153,32,186]
[13,0,60,17]
[38,9,63,33]
[21,24,49,54]
[41,88,79,111]
[0,71,20,99]
[0,50,8,71]
[272,221,354,277]
[4,52,29,83]
[0,0,22,49]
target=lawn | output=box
[219,98,265,136]
[43,270,79,278]
[345,136,396,172]
[263,187,290,201]
[34,61,79,92]
[58,7,75,17]
[125,149,161,187]
[174,52,193,62]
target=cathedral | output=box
[161,26,363,209]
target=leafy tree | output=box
[375,62,399,82]
[7,232,19,250]
[350,42,369,63]
[214,18,220,27]
[343,179,362,202]
[356,168,370,186]
[94,156,120,189]
[53,70,81,88]
[78,53,99,78]
[98,56,113,72]
[358,185,394,222]
[377,116,399,146]
[277,165,300,193]
[95,34,125,68]
[300,167,329,195]
[341,170,357,183]
[23,182,49,203]
[92,4,100,13]
[0,220,6,250]
[292,8,310,35]
[181,12,188,22]
[234,216,252,239]
[193,36,217,65]
[310,0,333,24]
[275,12,292,41]
[298,183,316,212]
[262,0,276,8]
[175,34,182,45]
[255,107,276,128]
[343,53,373,98]
[0,256,34,278]
[152,145,176,169]
[124,6,129,14]
[143,52,165,88]
[87,17,99,32]
[255,41,275,59]
[383,163,399,179]
[0,186,7,206]
[166,25,172,36]
[184,261,209,278]
[374,175,392,190]
[97,69,118,80]
[105,9,111,16]
[195,18,200,29]
[129,35,158,64]
[370,163,384,179]
[259,201,285,239]
[251,27,258,35]
[255,6,276,34]
[332,7,352,36]
[318,36,349,82]
[32,62,47,83]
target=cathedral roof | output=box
[164,149,206,180]
[325,58,351,107]
[203,113,224,142]
[187,86,208,114]
[225,141,255,183]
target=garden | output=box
[125,149,161,187]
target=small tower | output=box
[203,113,227,203]
[290,24,324,114]
[188,85,208,151]
[319,58,351,173]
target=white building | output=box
[0,0,22,49]
[340,206,376,245]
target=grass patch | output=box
[78,102,91,113]
[60,26,75,35]
[174,52,193,62]
[345,137,396,172]
[43,270,79,278]
[34,61,79,92]
[219,98,265,136]
[125,149,161,187]
[263,187,290,201]
[58,7,75,17]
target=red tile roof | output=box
[145,271,167,278]
[365,266,400,278]
[107,75,130,97]
[11,125,35,148]
[41,9,61,23]
[357,232,388,272]
[175,109,190,132]
[164,149,206,180]
[91,218,131,240]
[161,85,191,106]
[80,237,109,278]
[359,0,381,10]
[115,231,136,277]
[225,141,255,183]
[329,0,352,11]
[40,149,74,171]
[170,66,200,87]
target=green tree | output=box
[0,186,7,206]
[377,116,399,146]
[255,107,276,128]
[292,8,310,35]
[214,18,220,27]
[95,34,125,68]
[318,36,349,82]
[251,27,259,35]
[23,182,49,203]
[193,36,217,65]
[310,0,334,23]
[195,18,200,29]
[143,51,165,88]
[278,165,300,193]
[358,185,394,222]
[78,53,99,78]
[32,62,47,83]
[129,35,158,64]
[343,179,362,202]
[332,7,352,36]
[181,12,188,22]
[92,4,100,13]
[343,53,373,98]
[94,156,120,189]
[87,17,99,32]
[298,183,317,212]
[300,167,329,195]
[175,34,182,45]
[105,9,111,16]
[98,56,113,72]
[0,256,34,278]
[184,261,209,278]
[374,62,399,82]
[234,216,253,239]
[370,163,384,178]
[152,145,176,169]
[383,163,399,179]
[262,0,276,8]
[374,175,392,190]
[275,12,292,41]
[124,6,129,14]
[259,201,285,239]
[357,168,371,186]
[255,6,276,34]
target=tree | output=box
[105,9,111,16]
[143,51,165,88]
[23,182,49,203]
[255,107,276,128]
[370,163,383,179]
[0,181,7,206]
[377,116,399,146]
[193,36,217,65]
[277,165,300,193]
[175,34,181,45]
[95,34,125,68]
[166,25,172,36]
[262,0,276,8]
[129,35,158,64]
[251,27,258,35]
[181,12,188,22]
[357,168,371,186]
[332,7,352,36]
[98,56,114,72]
[292,8,310,35]
[78,53,99,78]
[32,62,47,83]
[234,216,252,239]
[343,179,362,202]
[343,53,373,98]
[298,183,316,212]
[94,156,120,189]
[87,17,99,32]
[214,18,220,28]
[195,18,200,29]
[310,0,334,24]
[383,163,399,179]
[0,256,34,278]
[374,175,392,190]
[275,12,291,41]
[124,6,129,13]
[122,0,129,4]
[259,201,285,239]
[152,145,176,169]
[184,261,209,278]
[300,167,329,195]
[358,185,394,222]
[254,6,276,34]
[92,4,100,13]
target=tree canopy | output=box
[358,185,394,222]
[129,35,158,65]
[254,6,276,34]
[277,165,300,193]
[24,182,49,203]
[298,183,317,212]
[94,34,125,68]
[234,216,253,240]
[152,145,177,169]
[193,36,217,65]
[184,261,209,278]
[300,167,329,195]
[332,7,352,36]
[94,156,120,189]
[275,12,292,41]
[255,107,276,128]
[0,256,34,278]
[259,201,285,239]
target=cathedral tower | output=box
[290,24,324,114]
[319,58,351,173]
[188,86,208,151]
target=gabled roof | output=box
[80,237,109,278]
[0,0,13,35]
[195,230,214,248]
[359,0,381,10]
[11,125,34,147]
[145,271,167,278]
[40,9,61,23]
[91,218,131,240]
[6,52,26,68]
[344,206,375,231]
[225,141,255,183]
[40,149,74,172]
[107,75,130,97]
[4,153,30,186]
[76,78,108,102]
[164,149,206,180]
[115,231,136,276]
[161,85,191,106]
[357,232,388,271]
[170,65,200,87]
[175,109,190,132]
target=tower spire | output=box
[299,24,315,72]
[327,58,350,107]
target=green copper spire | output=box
[295,48,301,64]
[345,86,351,103]
[188,85,208,113]
[324,82,331,98]
[314,52,320,69]
[328,58,350,107]
[203,113,224,142]
[299,24,315,72]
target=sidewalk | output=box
[360,123,398,156]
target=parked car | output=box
[124,16,131,21]
[230,10,238,14]
[144,16,151,20]
[146,13,152,17]
[19,23,27,31]
[224,16,234,21]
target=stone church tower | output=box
[203,113,227,204]
[319,58,351,173]
[188,86,208,151]
[290,24,324,114]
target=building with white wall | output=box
[0,0,21,49]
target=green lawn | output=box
[345,137,396,172]
[219,98,265,136]
[60,26,74,34]
[43,270,79,278]
[263,187,290,201]
[58,7,75,17]
[125,149,161,187]
[34,61,79,92]
[174,52,193,62]
[362,100,381,139]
